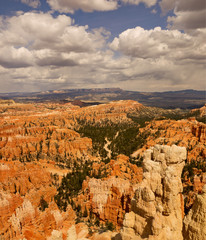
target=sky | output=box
[0,0,205,93]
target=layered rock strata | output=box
[121,145,187,240]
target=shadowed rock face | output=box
[183,184,206,240]
[121,145,187,240]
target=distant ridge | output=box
[0,88,205,109]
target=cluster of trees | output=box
[76,119,149,158]
[76,121,120,158]
[55,161,91,211]
[182,160,206,183]
[54,160,107,211]
[110,127,148,157]
[182,160,206,214]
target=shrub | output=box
[39,196,48,211]
[105,221,115,231]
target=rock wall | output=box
[121,145,187,240]
[183,184,206,240]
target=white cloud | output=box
[46,0,118,13]
[109,26,206,90]
[110,26,199,59]
[0,12,107,69]
[0,46,34,68]
[46,0,158,13]
[0,11,205,92]
[21,0,41,8]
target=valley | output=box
[0,98,205,240]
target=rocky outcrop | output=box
[121,145,187,240]
[0,160,76,240]
[67,225,77,240]
[75,155,142,226]
[73,100,144,124]
[183,184,206,240]
[133,119,206,163]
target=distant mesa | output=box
[70,99,101,107]
[70,100,86,107]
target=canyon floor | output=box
[0,99,205,240]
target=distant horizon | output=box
[0,87,205,95]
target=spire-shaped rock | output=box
[120,145,187,240]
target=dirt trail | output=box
[104,137,112,158]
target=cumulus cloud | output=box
[109,26,206,90]
[21,0,41,8]
[46,0,158,13]
[110,26,202,59]
[159,0,206,31]
[0,11,205,92]
[46,0,118,13]
[0,12,107,69]
[0,12,116,91]
[0,46,34,68]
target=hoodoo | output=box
[120,145,187,240]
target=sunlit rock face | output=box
[75,155,143,227]
[0,160,76,240]
[133,119,206,163]
[120,145,187,240]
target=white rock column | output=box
[121,145,187,240]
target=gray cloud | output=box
[175,0,206,12]
[160,0,206,31]
[121,0,157,8]
[168,9,206,31]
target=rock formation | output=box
[0,100,205,239]
[133,119,206,163]
[75,155,142,226]
[0,160,76,240]
[121,145,187,240]
[183,184,206,240]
